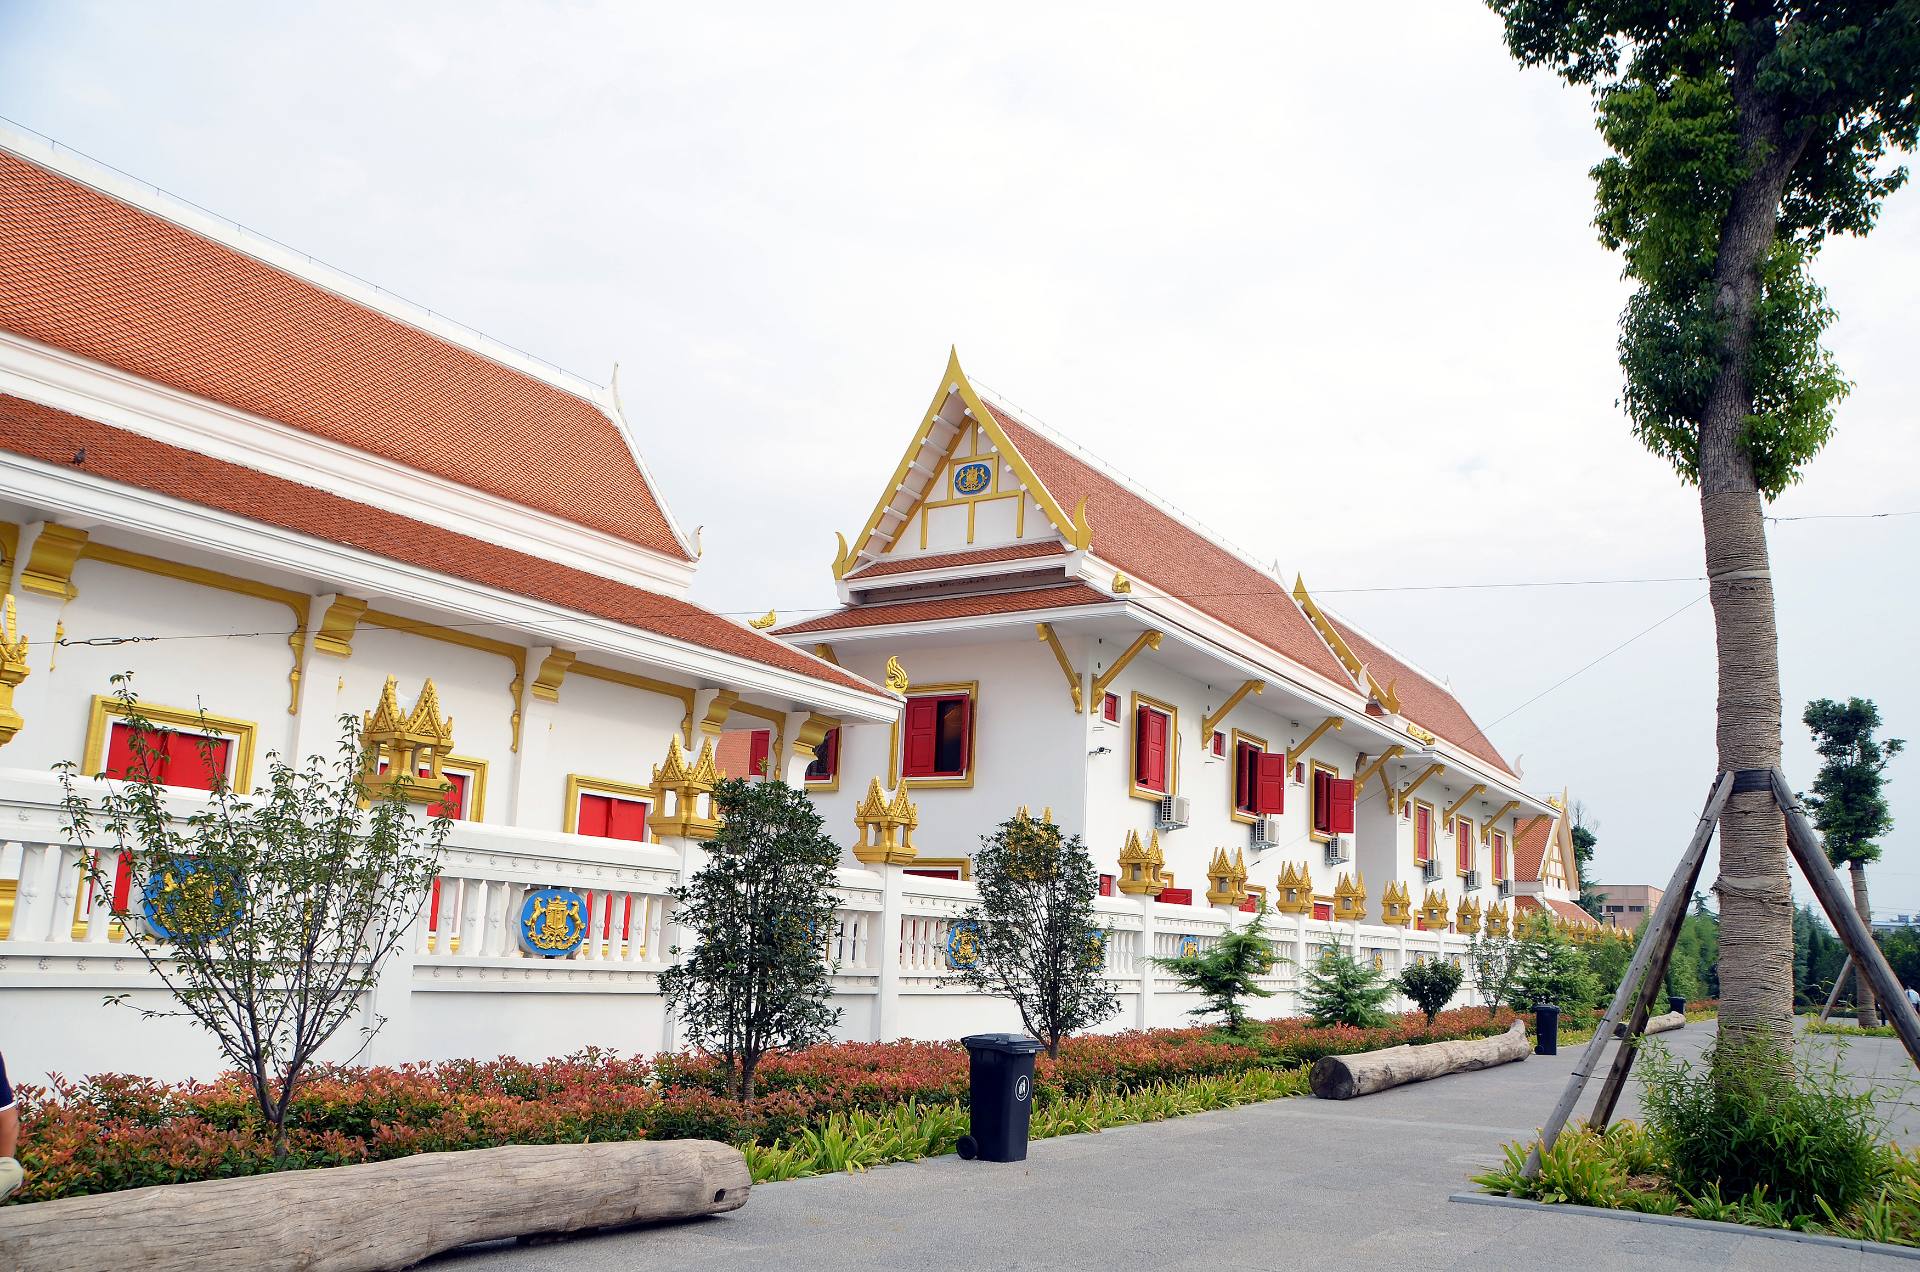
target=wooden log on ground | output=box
[1310,1019,1529,1100]
[1643,1010,1685,1036]
[0,1138,749,1272]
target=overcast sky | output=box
[4,2,1914,913]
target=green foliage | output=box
[1638,1038,1882,1222]
[1794,905,1849,1010]
[659,777,844,1100]
[1300,950,1394,1029]
[1152,901,1281,1033]
[1804,697,1905,868]
[1467,934,1522,1018]
[1587,927,1634,1004]
[56,678,446,1155]
[1667,908,1720,1001]
[1396,958,1465,1026]
[1487,2,1920,495]
[1880,928,1920,994]
[1509,920,1602,1010]
[955,810,1117,1057]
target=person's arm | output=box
[0,1104,17,1160]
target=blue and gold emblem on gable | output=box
[952,461,993,497]
[519,887,589,957]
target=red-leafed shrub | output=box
[9,1006,1573,1205]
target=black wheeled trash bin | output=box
[1534,1003,1560,1056]
[957,1033,1044,1162]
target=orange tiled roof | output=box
[0,148,690,560]
[847,541,1065,579]
[779,583,1112,635]
[1327,617,1514,775]
[985,406,1352,686]
[0,395,879,698]
[1543,897,1598,926]
[1514,812,1557,881]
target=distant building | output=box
[1873,914,1920,933]
[1593,883,1664,928]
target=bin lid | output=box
[961,1032,1045,1055]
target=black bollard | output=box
[1534,1002,1560,1056]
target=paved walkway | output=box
[429,1024,1920,1271]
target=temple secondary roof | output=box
[0,139,692,561]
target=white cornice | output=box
[846,554,1071,594]
[778,599,1130,644]
[0,452,895,723]
[0,333,699,595]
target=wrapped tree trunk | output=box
[1310,1019,1529,1100]
[0,1140,750,1272]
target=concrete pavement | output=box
[426,1024,1919,1270]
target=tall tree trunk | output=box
[1851,861,1880,1027]
[1697,19,1808,1062]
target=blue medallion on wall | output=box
[946,920,982,970]
[1176,934,1201,959]
[519,887,589,957]
[952,461,993,496]
[142,857,244,942]
[1083,927,1109,971]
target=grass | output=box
[1805,1014,1900,1039]
[740,1065,1312,1183]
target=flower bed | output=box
[10,1007,1528,1205]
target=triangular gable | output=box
[836,349,1089,578]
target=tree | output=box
[1153,900,1280,1034]
[955,810,1116,1057]
[1792,903,1847,1009]
[1468,933,1523,1018]
[1571,802,1608,920]
[659,777,843,1100]
[1803,696,1904,1026]
[1668,907,1723,1002]
[58,680,445,1157]
[1398,958,1466,1025]
[1509,919,1601,1011]
[1300,950,1395,1029]
[1487,2,1920,1062]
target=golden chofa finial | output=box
[749,609,777,630]
[883,656,910,694]
[0,594,30,747]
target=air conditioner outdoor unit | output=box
[1323,834,1350,865]
[1421,858,1442,884]
[1497,879,1513,900]
[1463,869,1481,892]
[1250,814,1283,849]
[1156,795,1190,831]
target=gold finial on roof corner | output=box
[883,656,910,694]
[1111,572,1132,594]
[749,609,777,630]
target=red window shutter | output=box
[1256,752,1288,815]
[1329,778,1356,834]
[577,793,611,838]
[902,697,939,777]
[1102,692,1120,723]
[1210,730,1226,758]
[1098,873,1115,897]
[164,734,230,791]
[607,797,648,842]
[747,729,772,779]
[951,697,973,773]
[1159,886,1193,906]
[1239,896,1258,913]
[903,867,962,880]
[805,728,839,782]
[105,721,162,783]
[1136,707,1167,792]
[1312,769,1331,833]
[1457,821,1472,871]
[1312,900,1333,921]
[427,772,468,820]
[1493,833,1507,881]
[1415,806,1432,862]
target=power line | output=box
[1767,509,1920,522]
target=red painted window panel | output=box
[1134,705,1169,793]
[1491,832,1508,882]
[1456,820,1472,872]
[903,694,971,778]
[1312,900,1333,921]
[747,729,772,780]
[426,771,468,820]
[1238,896,1258,913]
[1101,692,1120,723]
[576,792,611,838]
[1158,886,1193,906]
[1256,752,1288,816]
[1233,740,1261,814]
[1328,778,1356,834]
[104,721,231,790]
[1210,730,1226,758]
[606,797,648,842]
[805,727,840,783]
[903,867,962,880]
[1415,805,1433,863]
[1098,873,1115,897]
[1311,769,1332,834]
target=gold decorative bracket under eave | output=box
[697,689,741,737]
[1035,622,1083,713]
[1394,762,1446,813]
[1292,715,1344,758]
[1480,800,1522,843]
[313,595,370,658]
[1090,630,1163,699]
[1201,680,1264,739]
[1443,784,1488,829]
[530,649,577,703]
[0,594,30,747]
[1354,745,1404,793]
[20,524,89,600]
[812,642,840,666]
[1291,574,1399,713]
[791,712,838,764]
